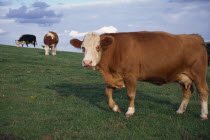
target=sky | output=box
[0,0,210,52]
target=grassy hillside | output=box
[0,45,210,139]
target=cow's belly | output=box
[143,77,168,85]
[141,71,181,85]
[140,60,185,85]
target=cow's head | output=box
[15,40,25,47]
[15,40,19,47]
[70,33,113,69]
[42,45,50,56]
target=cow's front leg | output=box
[124,75,137,117]
[105,86,121,113]
[52,45,56,56]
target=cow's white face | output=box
[42,45,50,55]
[81,33,101,67]
[16,41,26,47]
[70,32,113,69]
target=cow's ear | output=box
[70,39,82,48]
[42,45,45,48]
[100,36,113,50]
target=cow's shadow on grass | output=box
[47,82,111,112]
[47,82,180,114]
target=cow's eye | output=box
[96,46,100,52]
[82,47,85,52]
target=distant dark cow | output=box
[70,31,209,120]
[16,34,37,47]
[42,31,59,56]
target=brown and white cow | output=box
[70,31,209,120]
[42,31,59,56]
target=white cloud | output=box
[0,29,7,34]
[69,26,117,38]
[69,30,88,38]
[94,26,117,34]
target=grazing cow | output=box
[70,31,209,120]
[16,34,37,47]
[42,31,59,56]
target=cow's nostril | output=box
[89,61,92,64]
[82,61,85,65]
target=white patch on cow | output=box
[125,107,135,115]
[43,45,50,55]
[16,40,19,47]
[200,101,208,119]
[47,32,54,39]
[51,44,56,56]
[176,99,189,114]
[112,105,119,112]
[16,41,26,47]
[82,33,101,66]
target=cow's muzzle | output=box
[82,60,93,67]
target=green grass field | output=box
[0,45,210,140]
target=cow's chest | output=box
[98,68,125,89]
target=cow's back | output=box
[19,34,36,42]
[44,31,59,47]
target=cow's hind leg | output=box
[176,74,193,114]
[193,78,209,120]
[191,58,209,120]
[105,86,121,113]
[197,84,208,120]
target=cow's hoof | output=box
[200,114,208,120]
[125,107,135,117]
[117,108,121,113]
[125,113,134,118]
[112,105,121,113]
[176,110,184,114]
[200,117,208,120]
[45,54,49,56]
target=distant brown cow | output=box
[42,31,59,56]
[70,31,209,120]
